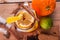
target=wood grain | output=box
[0,0,31,3]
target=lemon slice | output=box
[6,14,23,24]
[17,21,38,32]
[16,10,34,29]
[15,10,38,32]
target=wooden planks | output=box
[0,0,32,3]
[5,0,32,2]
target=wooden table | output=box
[0,2,59,40]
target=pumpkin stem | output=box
[46,6,50,10]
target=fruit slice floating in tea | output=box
[16,10,38,32]
[16,10,34,29]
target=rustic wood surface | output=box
[0,2,59,40]
[0,0,31,3]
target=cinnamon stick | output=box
[20,4,39,21]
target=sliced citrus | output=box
[16,10,34,29]
[17,21,38,32]
[16,10,38,32]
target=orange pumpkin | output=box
[32,0,56,16]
